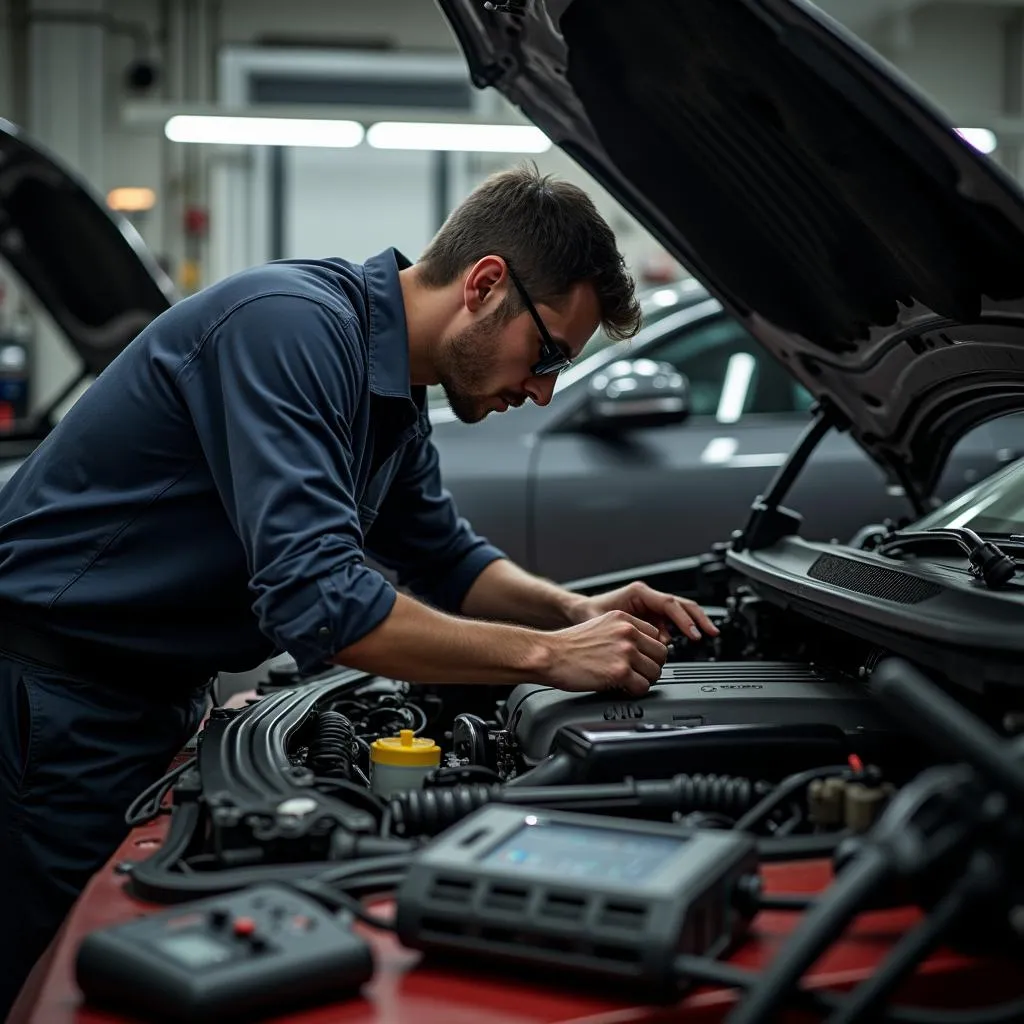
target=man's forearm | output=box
[458,557,589,630]
[334,590,554,683]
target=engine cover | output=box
[504,661,896,766]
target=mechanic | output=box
[0,164,718,1014]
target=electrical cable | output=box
[733,764,850,834]
[725,844,890,1024]
[674,954,1024,1023]
[313,776,387,818]
[337,871,408,897]
[315,854,415,886]
[674,954,759,990]
[823,852,998,1024]
[124,757,197,827]
[872,659,1024,811]
[756,832,848,861]
[755,894,816,911]
[292,878,397,932]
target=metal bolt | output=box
[277,796,318,819]
[1002,712,1024,735]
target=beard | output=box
[436,310,505,424]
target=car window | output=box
[646,315,813,419]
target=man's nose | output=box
[524,374,557,407]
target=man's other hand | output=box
[545,611,668,695]
[572,582,720,646]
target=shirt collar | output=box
[363,247,414,400]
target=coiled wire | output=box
[308,710,356,779]
[387,773,770,838]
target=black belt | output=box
[0,609,212,699]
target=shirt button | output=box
[318,626,330,639]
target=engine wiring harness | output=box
[118,657,1024,1022]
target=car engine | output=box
[91,539,1024,1024]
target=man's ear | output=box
[463,256,508,314]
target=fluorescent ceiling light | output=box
[717,352,756,424]
[701,436,739,465]
[956,127,997,155]
[107,186,156,212]
[649,288,681,308]
[165,115,364,148]
[367,121,551,153]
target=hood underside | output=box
[437,0,1024,504]
[0,119,175,378]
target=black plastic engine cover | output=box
[505,662,903,771]
[550,721,852,784]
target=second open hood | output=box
[0,118,176,380]
[437,0,1024,506]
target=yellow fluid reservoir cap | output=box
[370,729,441,767]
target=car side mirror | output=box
[581,358,691,431]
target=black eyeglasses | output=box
[504,262,573,377]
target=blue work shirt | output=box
[0,249,505,681]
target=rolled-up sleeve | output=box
[175,292,396,673]
[366,413,506,613]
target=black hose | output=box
[674,956,1024,1024]
[504,751,576,787]
[387,773,771,838]
[308,710,356,779]
[872,658,1024,810]
[733,764,850,834]
[757,832,848,862]
[124,758,197,827]
[388,784,498,837]
[824,852,996,1024]
[725,845,890,1024]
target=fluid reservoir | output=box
[370,729,441,798]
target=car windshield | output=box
[911,457,1024,535]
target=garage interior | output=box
[2,1,1024,1022]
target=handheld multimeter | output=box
[394,805,759,1000]
[75,884,373,1022]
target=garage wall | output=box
[0,8,12,121]
[218,0,458,51]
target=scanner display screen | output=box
[481,821,682,882]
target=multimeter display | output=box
[157,933,233,969]
[481,821,683,881]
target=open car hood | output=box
[0,118,175,379]
[437,0,1024,506]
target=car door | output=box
[531,314,819,581]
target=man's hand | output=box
[572,582,720,645]
[543,611,668,696]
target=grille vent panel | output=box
[807,554,942,604]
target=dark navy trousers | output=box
[0,657,206,1017]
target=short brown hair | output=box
[418,163,641,341]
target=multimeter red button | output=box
[233,917,257,937]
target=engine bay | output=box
[77,546,1024,1023]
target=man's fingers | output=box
[636,631,668,665]
[663,603,701,640]
[660,598,719,641]
[682,599,720,636]
[631,650,664,684]
[620,613,660,639]
[620,670,653,696]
